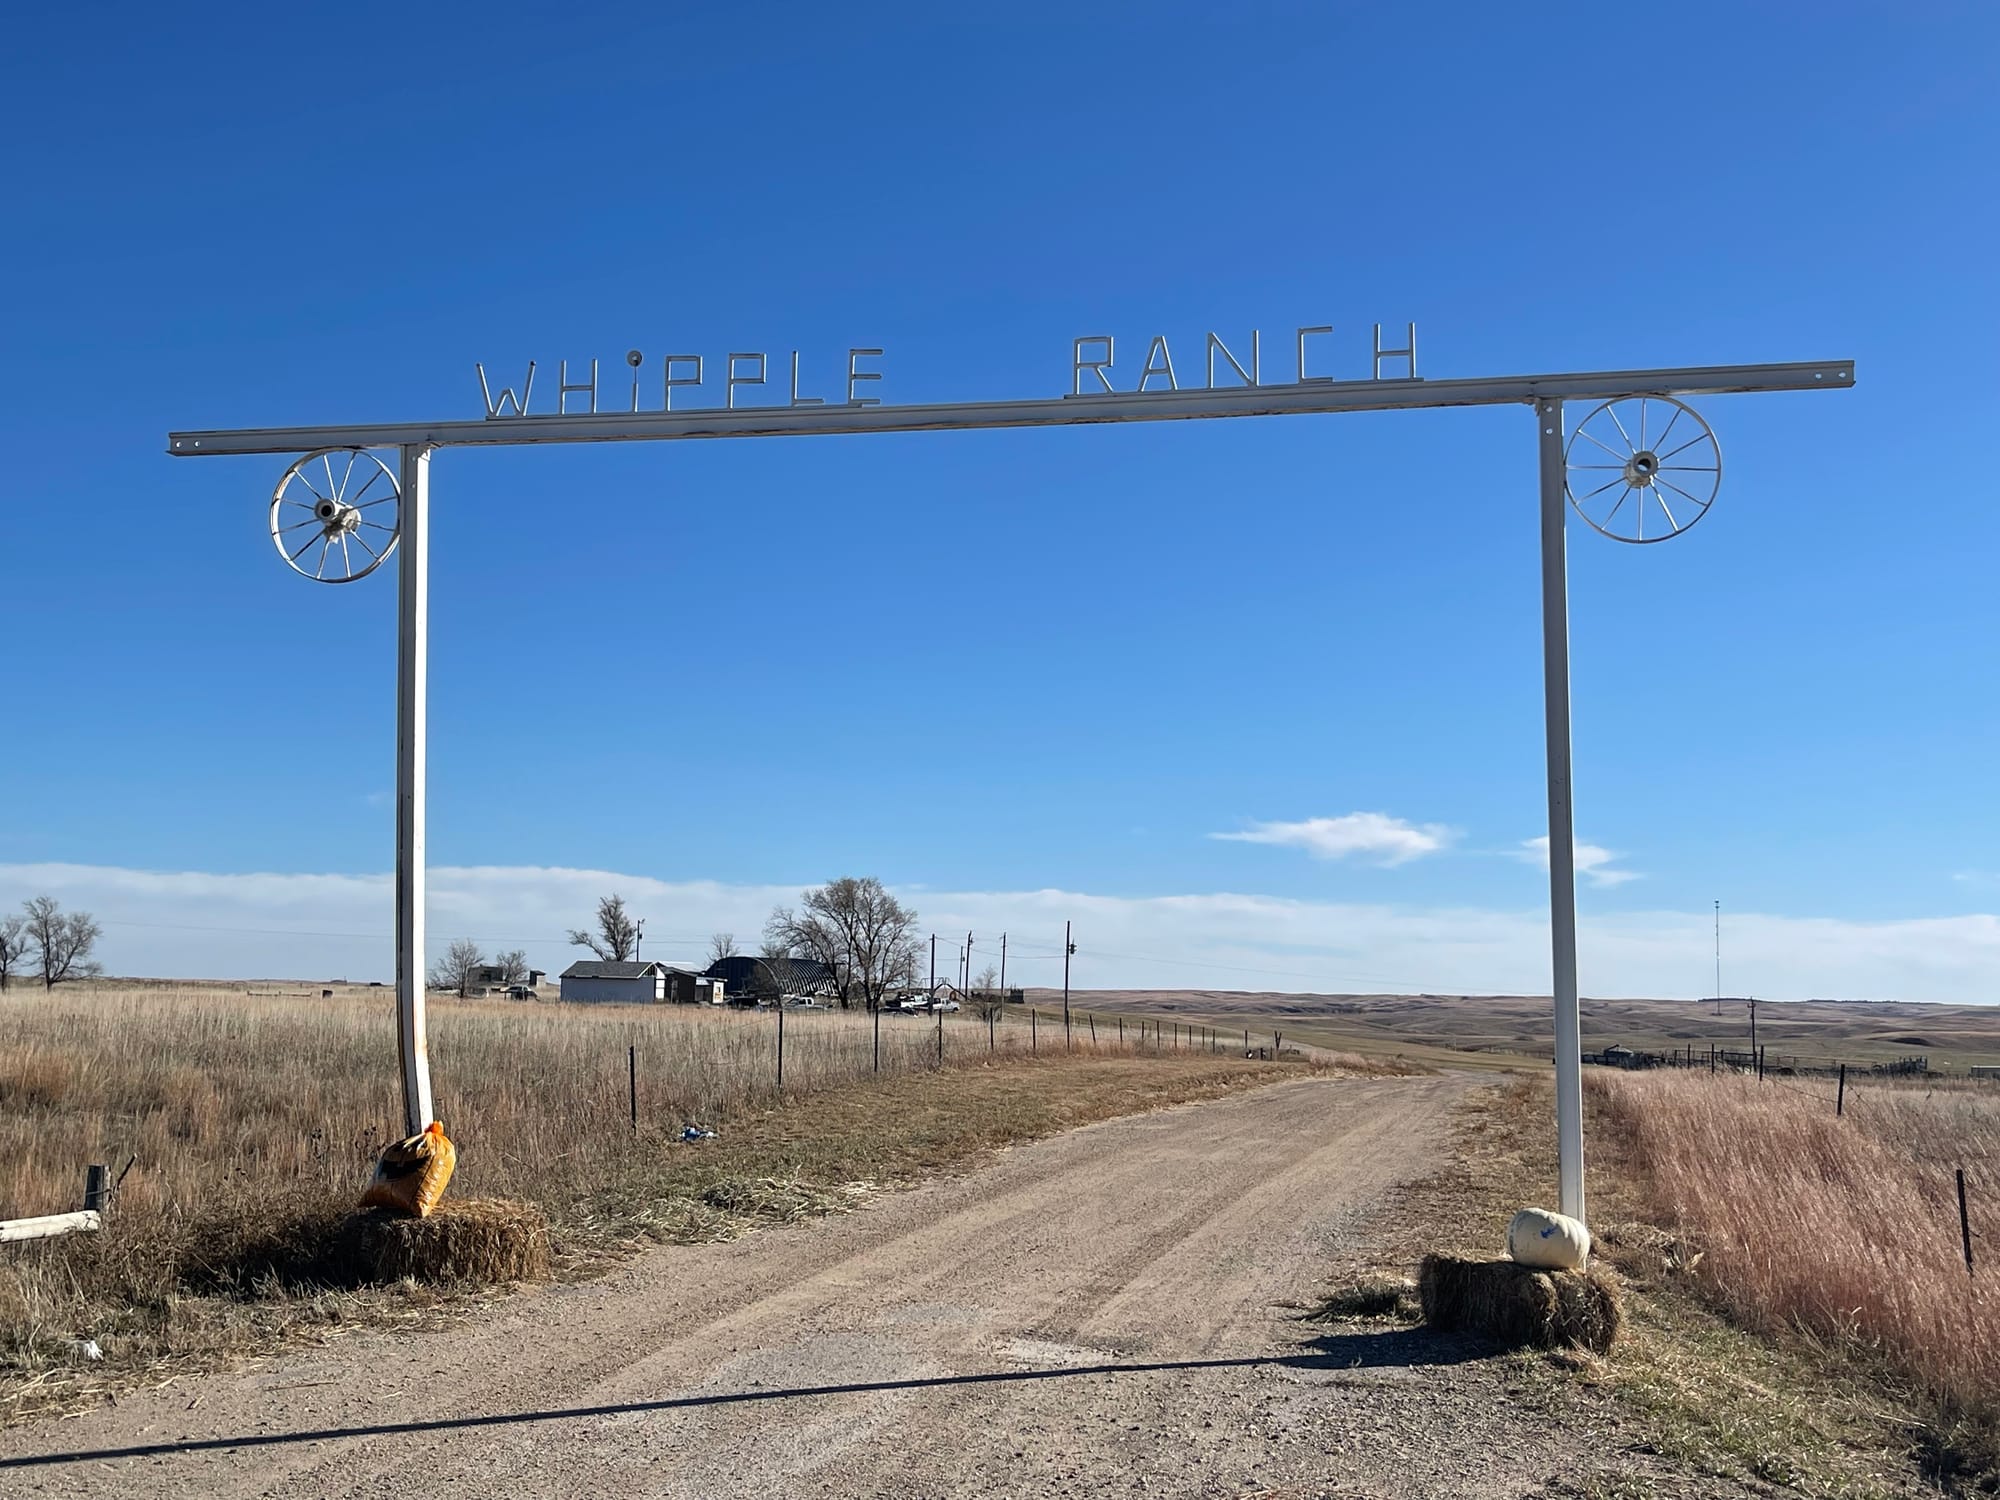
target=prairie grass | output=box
[0,983,1357,1419]
[0,984,1167,1227]
[1592,1068,2000,1464]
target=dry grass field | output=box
[1593,1068,2000,1479]
[0,983,1177,1227]
[0,982,1352,1420]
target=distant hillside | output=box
[1019,989,2000,1072]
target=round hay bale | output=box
[1417,1253,1621,1353]
[348,1198,551,1286]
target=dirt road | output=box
[0,1076,1694,1498]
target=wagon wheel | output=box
[269,448,401,582]
[1564,396,1721,543]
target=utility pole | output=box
[999,932,1007,1004]
[1063,921,1075,1051]
[634,918,645,960]
[929,933,936,998]
[1748,994,1758,1061]
[1714,899,1722,1017]
[965,931,974,997]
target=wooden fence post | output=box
[1031,1009,1038,1053]
[628,1044,637,1129]
[84,1165,108,1214]
[1837,1063,1846,1117]
[777,1002,786,1092]
[874,1002,881,1073]
[1089,1014,1097,1044]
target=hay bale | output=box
[1417,1253,1622,1353]
[1310,1275,1421,1322]
[346,1198,551,1286]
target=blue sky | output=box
[2,4,1996,998]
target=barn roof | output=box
[560,960,669,980]
[702,955,838,992]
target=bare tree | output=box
[0,915,30,992]
[970,963,1003,1020]
[21,896,103,990]
[707,932,740,965]
[764,877,920,1012]
[428,939,484,998]
[495,948,530,986]
[569,894,641,962]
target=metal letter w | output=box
[475,361,536,418]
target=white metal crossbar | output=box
[168,361,1851,455]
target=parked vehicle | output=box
[930,997,961,1013]
[506,985,537,1000]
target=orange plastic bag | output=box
[361,1120,457,1217]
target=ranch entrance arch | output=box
[169,346,1856,1225]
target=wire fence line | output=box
[604,1000,1277,1131]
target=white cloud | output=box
[4,860,1996,1004]
[1518,835,1641,887]
[1211,813,1452,866]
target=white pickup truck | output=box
[887,994,955,1013]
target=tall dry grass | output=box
[1594,1068,2000,1433]
[0,985,1158,1224]
[0,984,1192,1396]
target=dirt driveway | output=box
[0,1075,1711,1498]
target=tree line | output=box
[0,895,103,990]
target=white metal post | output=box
[395,444,435,1136]
[1536,399,1586,1224]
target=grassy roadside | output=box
[2,1051,1351,1425]
[1320,1075,1949,1498]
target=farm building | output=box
[702,954,839,1003]
[465,963,547,998]
[661,965,723,1005]
[560,960,722,1005]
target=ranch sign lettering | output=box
[472,322,1421,419]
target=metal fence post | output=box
[1959,1169,1974,1275]
[83,1165,108,1214]
[777,1002,786,1093]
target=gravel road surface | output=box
[0,1075,1705,1498]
